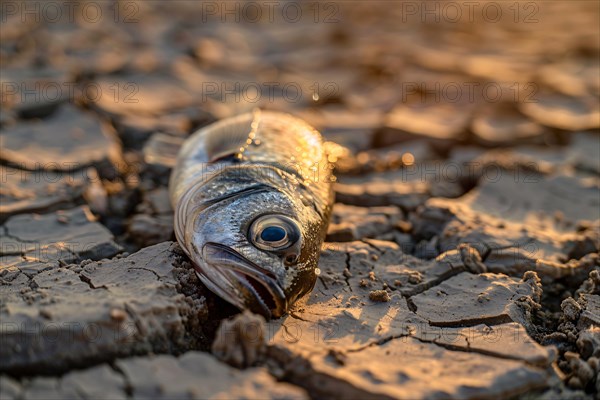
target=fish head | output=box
[183,184,321,319]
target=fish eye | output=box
[261,226,287,243]
[249,215,301,252]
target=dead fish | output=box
[169,110,335,318]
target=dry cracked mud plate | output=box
[0,352,308,400]
[0,166,104,223]
[412,173,599,279]
[1,206,121,274]
[0,105,123,175]
[0,242,211,374]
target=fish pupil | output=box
[261,226,286,242]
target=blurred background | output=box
[2,0,599,243]
[2,1,598,144]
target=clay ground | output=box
[1,1,599,399]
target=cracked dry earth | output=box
[1,1,600,399]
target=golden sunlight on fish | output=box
[169,110,335,319]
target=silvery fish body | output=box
[169,110,335,318]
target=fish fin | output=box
[204,110,261,162]
[144,133,185,168]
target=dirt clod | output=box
[369,290,391,302]
[212,310,267,369]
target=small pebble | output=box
[110,308,127,322]
[369,290,390,302]
[408,272,423,284]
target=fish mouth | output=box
[201,242,287,319]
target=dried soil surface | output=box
[1,2,599,399]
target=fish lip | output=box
[202,242,288,319]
